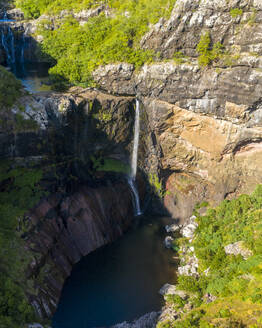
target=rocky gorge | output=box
[1,0,262,327]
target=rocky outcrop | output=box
[224,241,253,259]
[111,312,159,328]
[92,0,262,220]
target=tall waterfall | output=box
[131,98,140,179]
[128,98,142,216]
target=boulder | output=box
[224,241,253,260]
[164,236,174,248]
[159,284,188,300]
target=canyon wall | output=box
[2,0,262,321]
[92,0,262,220]
[0,88,146,318]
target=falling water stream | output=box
[0,19,50,93]
[127,98,142,216]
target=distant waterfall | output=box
[127,98,142,216]
[1,26,16,71]
[20,26,29,75]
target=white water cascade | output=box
[128,98,142,216]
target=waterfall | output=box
[127,98,142,216]
[1,26,16,72]
[131,98,140,178]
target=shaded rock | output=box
[224,241,253,260]
[164,236,174,248]
[165,223,180,233]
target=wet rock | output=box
[111,312,159,328]
[165,223,180,233]
[6,8,24,20]
[224,241,253,260]
[164,236,174,248]
[28,324,45,328]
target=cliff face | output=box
[0,88,146,319]
[92,0,262,220]
[2,0,262,322]
[25,181,134,318]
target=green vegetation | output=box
[0,162,46,327]
[91,156,130,174]
[159,185,262,327]
[248,8,257,26]
[173,51,188,64]
[15,0,101,18]
[196,32,224,66]
[230,8,243,18]
[16,0,176,87]
[149,173,166,199]
[0,66,22,109]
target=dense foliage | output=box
[0,162,45,327]
[16,0,176,87]
[159,185,262,327]
[196,32,224,66]
[0,66,22,109]
[15,0,98,18]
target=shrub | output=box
[29,0,177,86]
[196,32,224,66]
[0,66,21,109]
[230,8,243,18]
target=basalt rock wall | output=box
[24,181,135,318]
[1,88,147,318]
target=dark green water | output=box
[16,62,51,93]
[52,216,177,328]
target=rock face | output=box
[0,88,146,318]
[92,0,262,221]
[111,312,159,328]
[25,180,134,318]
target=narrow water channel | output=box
[52,216,177,328]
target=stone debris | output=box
[165,223,181,233]
[224,241,253,260]
[159,284,188,300]
[164,236,174,249]
[178,258,198,277]
[181,215,198,239]
[203,293,217,304]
